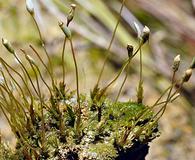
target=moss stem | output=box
[95,0,126,87]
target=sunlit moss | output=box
[0,1,194,160]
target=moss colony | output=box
[0,91,157,160]
[0,0,194,160]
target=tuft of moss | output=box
[0,89,158,159]
[0,1,194,160]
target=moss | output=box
[0,1,194,160]
[0,91,158,159]
[0,144,14,160]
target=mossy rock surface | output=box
[0,92,158,160]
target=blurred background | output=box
[0,0,195,159]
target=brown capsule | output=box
[141,26,150,44]
[2,38,15,54]
[59,21,72,39]
[71,4,76,9]
[127,44,134,58]
[172,54,180,71]
[182,69,192,82]
[26,0,34,15]
[67,4,77,26]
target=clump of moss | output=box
[0,143,14,160]
[0,89,157,160]
[0,0,194,160]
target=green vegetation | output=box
[0,0,194,159]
